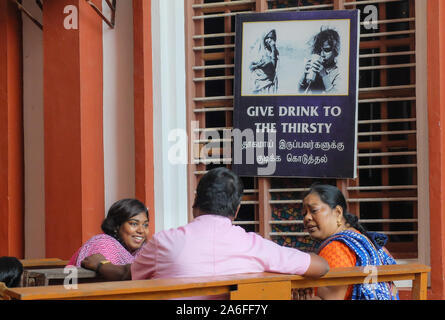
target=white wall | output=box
[152,0,188,231]
[102,0,135,214]
[23,0,45,259]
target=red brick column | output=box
[0,1,24,258]
[43,0,104,258]
[133,0,155,236]
[427,0,445,300]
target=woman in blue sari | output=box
[297,184,399,300]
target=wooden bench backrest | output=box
[20,258,69,270]
[22,267,102,287]
[3,263,431,300]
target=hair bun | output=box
[344,212,357,222]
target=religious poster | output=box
[232,10,360,178]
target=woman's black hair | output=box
[192,167,244,217]
[303,183,368,235]
[101,198,148,240]
[0,256,23,288]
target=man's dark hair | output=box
[0,256,23,288]
[311,28,340,58]
[193,167,244,217]
[101,198,148,240]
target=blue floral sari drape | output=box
[318,230,399,300]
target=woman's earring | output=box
[337,220,342,228]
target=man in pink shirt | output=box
[81,168,328,289]
[131,167,328,280]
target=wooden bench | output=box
[1,263,430,300]
[20,258,69,270]
[0,282,8,300]
[19,259,71,287]
[21,267,104,287]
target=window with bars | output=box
[185,0,422,260]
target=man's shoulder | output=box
[150,224,188,242]
[150,217,250,241]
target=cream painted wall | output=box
[23,0,45,259]
[102,0,136,214]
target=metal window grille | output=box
[185,0,419,259]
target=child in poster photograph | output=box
[242,19,350,96]
[298,27,341,94]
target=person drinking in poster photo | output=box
[298,27,341,94]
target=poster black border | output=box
[232,9,360,179]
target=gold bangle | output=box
[96,260,111,273]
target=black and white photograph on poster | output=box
[241,19,350,96]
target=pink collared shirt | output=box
[131,214,311,280]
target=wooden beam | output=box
[255,0,267,12]
[185,0,206,221]
[258,178,272,239]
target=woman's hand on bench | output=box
[81,254,131,281]
[81,254,106,272]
